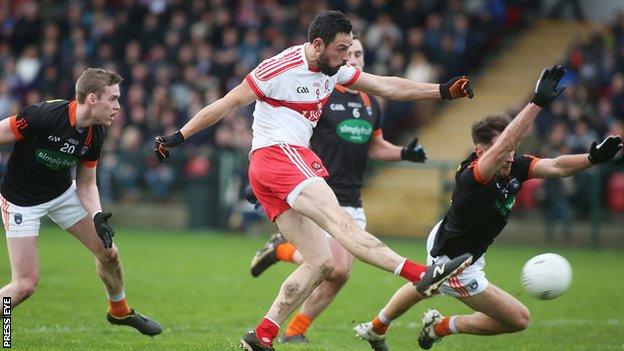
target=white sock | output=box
[448,316,458,334]
[108,290,125,302]
[378,310,393,325]
[393,258,407,275]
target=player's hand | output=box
[244,187,262,210]
[588,135,623,164]
[401,137,427,163]
[93,212,115,249]
[154,131,185,163]
[531,65,566,107]
[440,76,474,100]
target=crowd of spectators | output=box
[513,13,624,240]
[0,0,546,228]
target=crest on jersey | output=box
[14,213,22,225]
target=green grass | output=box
[1,227,623,350]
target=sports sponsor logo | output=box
[296,86,310,93]
[329,103,346,111]
[13,214,22,225]
[311,162,322,171]
[35,149,78,170]
[47,135,61,142]
[67,138,79,145]
[336,119,373,144]
[468,279,479,291]
[433,263,446,278]
[347,102,362,108]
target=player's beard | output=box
[318,52,341,76]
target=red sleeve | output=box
[245,74,266,100]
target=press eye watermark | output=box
[2,297,10,348]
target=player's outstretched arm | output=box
[368,134,427,163]
[477,65,566,182]
[350,72,474,101]
[154,81,257,163]
[0,116,20,144]
[530,135,623,178]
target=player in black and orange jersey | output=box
[354,65,622,351]
[0,68,161,336]
[246,38,430,344]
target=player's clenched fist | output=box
[154,130,185,163]
[440,76,474,100]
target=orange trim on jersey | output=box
[81,160,98,168]
[470,160,489,184]
[8,115,23,141]
[68,100,77,127]
[527,155,541,179]
[334,84,347,93]
[85,126,94,146]
[359,91,372,108]
[343,69,362,86]
[373,128,382,137]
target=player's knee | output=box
[98,246,119,265]
[328,260,352,282]
[15,276,38,299]
[508,306,531,332]
[317,257,336,278]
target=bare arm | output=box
[530,154,592,178]
[350,72,441,101]
[179,80,257,139]
[0,116,20,144]
[75,164,102,219]
[477,103,542,181]
[367,132,402,161]
[477,65,566,182]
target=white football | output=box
[521,253,572,300]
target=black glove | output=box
[440,76,474,100]
[531,65,566,107]
[93,212,114,249]
[401,137,427,162]
[245,187,258,205]
[154,131,185,163]
[588,135,623,164]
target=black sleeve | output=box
[81,126,104,163]
[13,104,47,140]
[512,155,539,182]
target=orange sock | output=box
[275,242,297,262]
[108,298,131,317]
[284,313,312,336]
[434,317,453,337]
[372,316,389,335]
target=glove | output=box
[93,212,114,249]
[531,65,566,107]
[440,76,474,100]
[154,131,185,163]
[588,135,623,164]
[244,187,262,210]
[400,137,427,163]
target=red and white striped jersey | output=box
[245,44,361,151]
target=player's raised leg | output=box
[65,216,162,336]
[241,208,335,350]
[292,180,472,294]
[0,236,39,306]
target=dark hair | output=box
[75,68,123,103]
[308,10,353,45]
[471,114,511,145]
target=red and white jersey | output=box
[245,44,361,151]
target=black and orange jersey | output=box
[1,100,104,206]
[430,152,539,261]
[310,85,382,207]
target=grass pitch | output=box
[1,227,622,350]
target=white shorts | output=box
[324,206,367,238]
[1,183,88,238]
[426,221,488,298]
